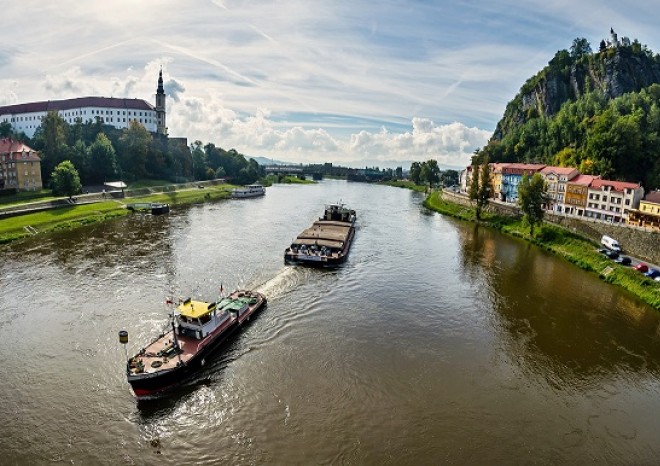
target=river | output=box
[1,179,659,465]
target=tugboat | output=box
[284,203,356,267]
[231,184,266,199]
[121,289,267,401]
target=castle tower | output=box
[610,27,618,48]
[155,68,167,135]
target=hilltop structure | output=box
[0,71,168,138]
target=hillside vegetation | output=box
[480,36,660,190]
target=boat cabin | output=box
[175,298,231,339]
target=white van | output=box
[601,235,621,252]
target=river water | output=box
[1,180,660,465]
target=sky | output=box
[1,1,659,169]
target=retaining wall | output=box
[439,190,659,265]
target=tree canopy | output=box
[518,173,546,235]
[50,160,82,197]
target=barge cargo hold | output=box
[284,203,356,267]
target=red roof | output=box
[569,174,598,186]
[540,166,579,177]
[0,97,154,115]
[0,138,40,161]
[590,178,641,192]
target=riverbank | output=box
[424,190,660,310]
[0,183,236,245]
[378,180,427,192]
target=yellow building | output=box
[628,191,660,231]
[0,138,43,191]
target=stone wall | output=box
[439,190,659,265]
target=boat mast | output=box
[169,299,183,365]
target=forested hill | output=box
[480,34,660,190]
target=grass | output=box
[424,191,660,310]
[127,179,174,189]
[380,180,428,192]
[263,174,316,185]
[0,183,236,245]
[0,189,58,207]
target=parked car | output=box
[655,276,660,282]
[644,268,660,279]
[614,256,631,266]
[605,250,619,260]
[634,263,649,273]
[597,248,609,254]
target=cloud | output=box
[164,79,185,102]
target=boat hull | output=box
[126,291,266,401]
[284,223,355,268]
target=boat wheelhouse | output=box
[124,289,266,401]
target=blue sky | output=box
[1,0,658,168]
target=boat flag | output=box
[166,298,173,304]
[220,283,224,295]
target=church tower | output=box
[155,68,167,135]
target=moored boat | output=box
[231,184,266,198]
[123,289,266,401]
[284,203,356,267]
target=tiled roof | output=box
[590,178,641,192]
[644,190,660,204]
[0,138,40,161]
[568,174,598,186]
[0,97,155,115]
[540,166,579,176]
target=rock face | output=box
[494,48,660,140]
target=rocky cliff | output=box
[493,45,660,140]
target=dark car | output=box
[614,256,631,266]
[644,268,660,279]
[605,250,619,260]
[634,263,649,273]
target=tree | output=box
[518,173,546,235]
[410,162,422,184]
[118,121,151,180]
[475,159,492,219]
[420,159,440,188]
[87,133,118,183]
[50,160,82,197]
[570,37,592,59]
[32,111,69,186]
[468,163,480,205]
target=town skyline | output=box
[1,0,659,168]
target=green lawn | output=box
[380,180,428,192]
[0,189,58,207]
[0,183,237,245]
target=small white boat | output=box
[231,184,266,199]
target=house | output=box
[539,166,579,212]
[585,179,644,223]
[627,190,660,231]
[0,138,43,191]
[500,163,545,203]
[564,174,597,216]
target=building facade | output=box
[500,163,545,203]
[0,138,42,191]
[585,179,644,223]
[0,72,167,138]
[627,191,660,231]
[564,174,596,216]
[539,166,579,212]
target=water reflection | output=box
[456,223,660,386]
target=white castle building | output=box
[0,70,167,138]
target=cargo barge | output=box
[284,203,356,267]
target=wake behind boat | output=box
[121,289,266,401]
[284,203,356,267]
